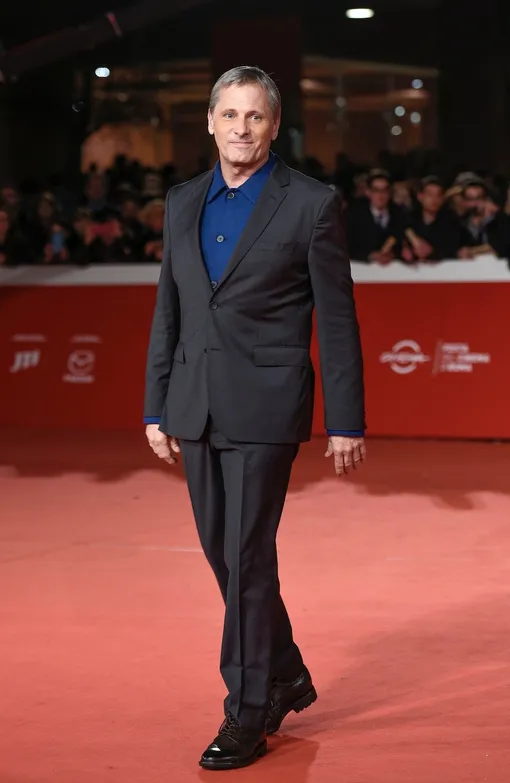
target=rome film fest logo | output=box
[380,339,491,375]
[63,350,95,383]
[379,340,431,375]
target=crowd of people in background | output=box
[1,149,510,267]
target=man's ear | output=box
[207,110,214,136]
[271,115,281,141]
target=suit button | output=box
[227,192,235,200]
[210,302,218,310]
[216,234,225,243]
[211,280,218,290]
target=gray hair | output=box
[209,66,281,119]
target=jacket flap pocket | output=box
[173,342,185,363]
[253,345,309,367]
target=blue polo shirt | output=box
[200,154,276,285]
[145,153,363,437]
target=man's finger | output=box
[159,450,177,465]
[170,437,181,454]
[152,442,176,463]
[347,449,357,470]
[351,444,362,467]
[334,452,345,476]
[342,450,354,473]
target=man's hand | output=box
[146,423,180,465]
[369,251,393,265]
[325,436,367,476]
[413,237,434,260]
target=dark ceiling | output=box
[0,0,444,50]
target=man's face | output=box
[122,200,139,220]
[87,175,105,200]
[1,188,19,207]
[368,178,391,210]
[419,184,444,214]
[463,185,485,214]
[208,83,279,168]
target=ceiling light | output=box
[412,78,423,89]
[95,67,110,78]
[395,106,405,117]
[410,112,422,124]
[346,8,375,19]
[391,125,403,136]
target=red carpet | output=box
[1,429,509,781]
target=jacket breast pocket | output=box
[257,241,302,254]
[253,345,309,367]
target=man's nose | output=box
[233,118,249,135]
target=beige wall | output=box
[83,102,434,175]
[82,123,173,172]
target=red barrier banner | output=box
[311,283,509,438]
[1,260,509,439]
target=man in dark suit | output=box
[403,177,462,262]
[346,170,405,262]
[144,66,366,771]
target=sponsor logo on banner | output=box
[63,350,95,384]
[379,340,431,375]
[9,349,41,373]
[433,341,491,374]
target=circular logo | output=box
[67,350,95,377]
[380,340,431,375]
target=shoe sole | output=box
[199,740,268,770]
[266,686,318,736]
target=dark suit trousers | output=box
[179,419,304,730]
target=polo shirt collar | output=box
[206,152,276,204]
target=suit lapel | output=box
[179,169,214,296]
[216,159,290,291]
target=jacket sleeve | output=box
[308,190,366,432]
[144,189,180,420]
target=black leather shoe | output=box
[266,667,317,735]
[199,713,267,770]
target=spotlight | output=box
[391,125,403,136]
[346,8,374,19]
[411,112,422,124]
[395,106,406,117]
[95,67,110,78]
[412,78,423,89]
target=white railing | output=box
[0,254,508,286]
